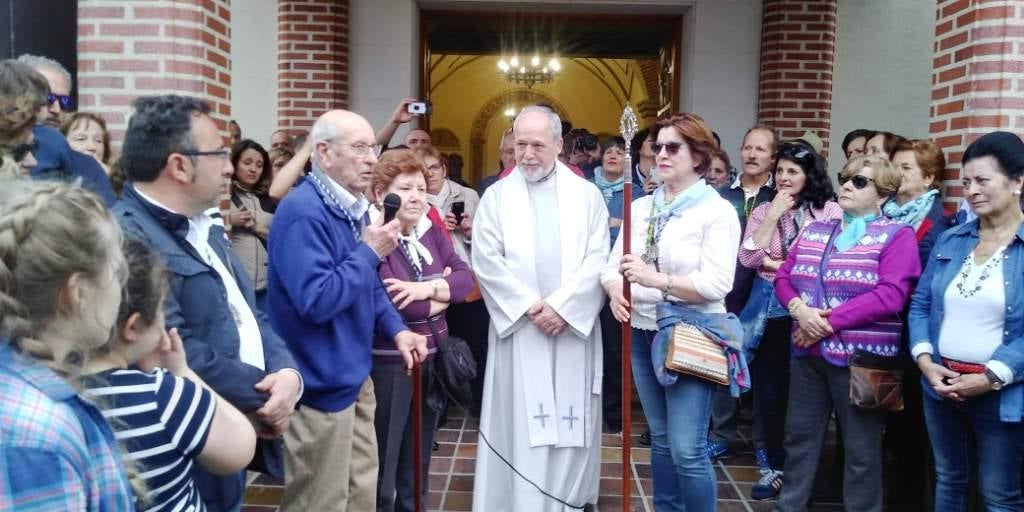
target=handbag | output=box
[388,244,477,406]
[848,349,904,411]
[665,322,730,386]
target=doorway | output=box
[417,9,683,186]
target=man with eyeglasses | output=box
[114,95,304,512]
[17,54,71,129]
[267,109,427,512]
[14,55,116,205]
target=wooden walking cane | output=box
[618,104,638,512]
[412,358,424,512]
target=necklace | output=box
[955,246,1005,298]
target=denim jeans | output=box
[923,389,1024,512]
[632,328,717,511]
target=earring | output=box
[1015,190,1021,196]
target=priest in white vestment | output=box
[471,106,610,512]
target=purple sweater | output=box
[373,223,473,364]
[775,218,920,366]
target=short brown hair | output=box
[372,148,428,200]
[652,113,717,175]
[841,155,901,197]
[414,145,444,165]
[894,139,945,191]
[61,112,112,164]
[711,147,731,170]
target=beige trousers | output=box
[279,378,378,512]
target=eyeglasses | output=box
[47,93,74,110]
[775,143,811,161]
[838,174,875,190]
[180,148,230,161]
[8,140,37,163]
[652,142,685,156]
[327,141,382,157]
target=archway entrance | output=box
[418,10,683,186]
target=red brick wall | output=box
[277,0,349,133]
[757,0,838,155]
[930,0,1024,207]
[77,0,232,149]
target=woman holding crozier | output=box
[736,140,839,500]
[909,131,1024,511]
[601,113,745,511]
[369,149,474,512]
[771,155,920,512]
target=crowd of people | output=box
[0,50,1023,512]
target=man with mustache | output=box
[708,124,777,461]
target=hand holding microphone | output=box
[365,193,402,257]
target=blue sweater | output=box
[267,178,406,412]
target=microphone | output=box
[383,193,402,224]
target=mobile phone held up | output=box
[407,100,433,115]
[451,201,465,224]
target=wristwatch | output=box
[984,368,1004,391]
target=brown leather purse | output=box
[848,349,904,411]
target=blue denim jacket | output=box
[908,220,1024,422]
[653,302,751,397]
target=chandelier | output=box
[497,56,561,89]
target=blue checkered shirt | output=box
[0,344,136,511]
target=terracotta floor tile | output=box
[441,491,473,511]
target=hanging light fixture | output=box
[497,54,560,89]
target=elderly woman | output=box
[228,139,276,312]
[910,131,1024,511]
[736,140,839,500]
[0,59,47,179]
[883,138,951,509]
[61,112,111,172]
[369,149,473,512]
[773,155,921,512]
[601,113,744,511]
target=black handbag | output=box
[389,246,477,407]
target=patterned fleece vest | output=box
[787,218,907,366]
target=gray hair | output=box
[309,117,339,168]
[16,54,72,88]
[513,105,561,142]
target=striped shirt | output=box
[85,368,216,512]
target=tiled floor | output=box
[241,402,847,511]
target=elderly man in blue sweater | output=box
[268,109,428,512]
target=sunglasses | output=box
[838,174,875,190]
[652,142,684,156]
[775,143,811,161]
[8,140,38,163]
[47,93,74,110]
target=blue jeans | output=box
[632,328,716,511]
[923,389,1024,511]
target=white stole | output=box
[490,162,607,448]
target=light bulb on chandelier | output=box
[497,54,561,89]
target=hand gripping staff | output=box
[618,103,638,512]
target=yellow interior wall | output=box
[428,54,651,185]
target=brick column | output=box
[930,0,1024,208]
[77,0,232,148]
[756,0,838,155]
[277,0,349,133]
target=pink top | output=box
[738,201,842,282]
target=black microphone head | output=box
[383,193,402,223]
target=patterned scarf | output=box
[883,189,938,229]
[593,167,625,205]
[835,212,879,252]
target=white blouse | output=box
[938,249,1007,370]
[600,194,740,331]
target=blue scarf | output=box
[649,178,717,221]
[834,212,879,252]
[593,167,624,206]
[882,189,938,229]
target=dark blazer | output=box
[717,182,774,314]
[114,184,297,512]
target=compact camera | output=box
[407,101,433,115]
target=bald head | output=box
[404,129,431,150]
[311,109,378,194]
